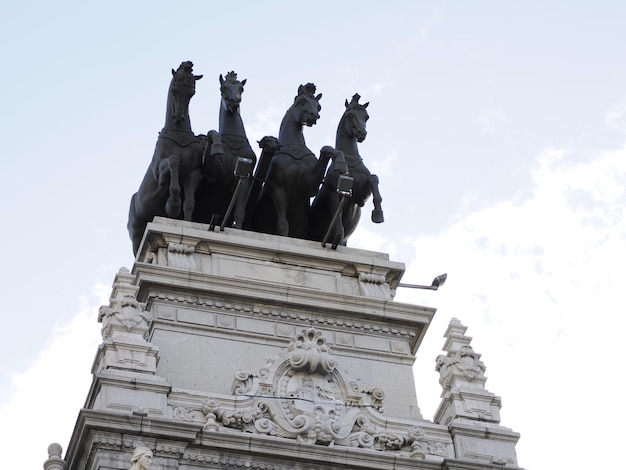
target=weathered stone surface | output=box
[435,318,521,466]
[57,220,522,469]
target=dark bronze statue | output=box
[194,72,257,228]
[250,84,347,238]
[127,61,204,254]
[309,94,384,245]
[127,65,387,253]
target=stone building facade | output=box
[46,218,522,469]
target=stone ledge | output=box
[135,218,407,302]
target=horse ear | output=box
[315,93,322,101]
[345,99,349,108]
[363,102,369,108]
[194,74,203,81]
[171,69,176,76]
[219,74,225,85]
[241,79,247,86]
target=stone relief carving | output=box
[436,343,486,391]
[98,269,151,340]
[129,446,153,470]
[99,295,151,338]
[191,327,450,459]
[434,318,506,429]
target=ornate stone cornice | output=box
[147,293,416,340]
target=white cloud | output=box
[366,82,392,96]
[400,145,626,468]
[605,100,626,133]
[4,144,624,469]
[418,8,444,43]
[475,106,507,136]
[364,150,398,181]
[350,225,399,260]
[246,105,286,143]
[0,286,106,468]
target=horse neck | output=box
[278,106,306,145]
[219,105,246,137]
[336,117,359,156]
[163,87,194,133]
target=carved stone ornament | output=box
[129,445,153,470]
[436,334,487,392]
[99,294,151,340]
[196,328,449,458]
[98,268,151,340]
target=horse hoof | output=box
[334,161,348,174]
[210,143,224,156]
[166,201,181,218]
[372,209,384,223]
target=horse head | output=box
[293,83,322,127]
[219,71,246,113]
[342,94,369,143]
[168,61,203,125]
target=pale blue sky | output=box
[1,1,626,468]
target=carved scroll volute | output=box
[287,328,336,374]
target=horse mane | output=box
[293,83,318,104]
[345,93,368,111]
[223,71,240,84]
[172,61,202,88]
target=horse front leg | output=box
[207,130,224,157]
[269,182,289,236]
[326,189,345,246]
[369,174,384,223]
[165,155,181,218]
[202,130,224,182]
[182,168,202,221]
[232,177,251,229]
[320,146,348,176]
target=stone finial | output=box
[436,318,487,392]
[434,318,502,425]
[434,319,521,466]
[43,443,67,470]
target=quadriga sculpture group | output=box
[127,62,384,255]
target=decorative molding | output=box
[185,328,452,459]
[357,272,391,299]
[166,242,198,270]
[148,294,415,341]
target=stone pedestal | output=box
[57,218,522,469]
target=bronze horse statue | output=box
[250,84,347,238]
[194,71,256,228]
[309,94,384,245]
[127,61,203,254]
